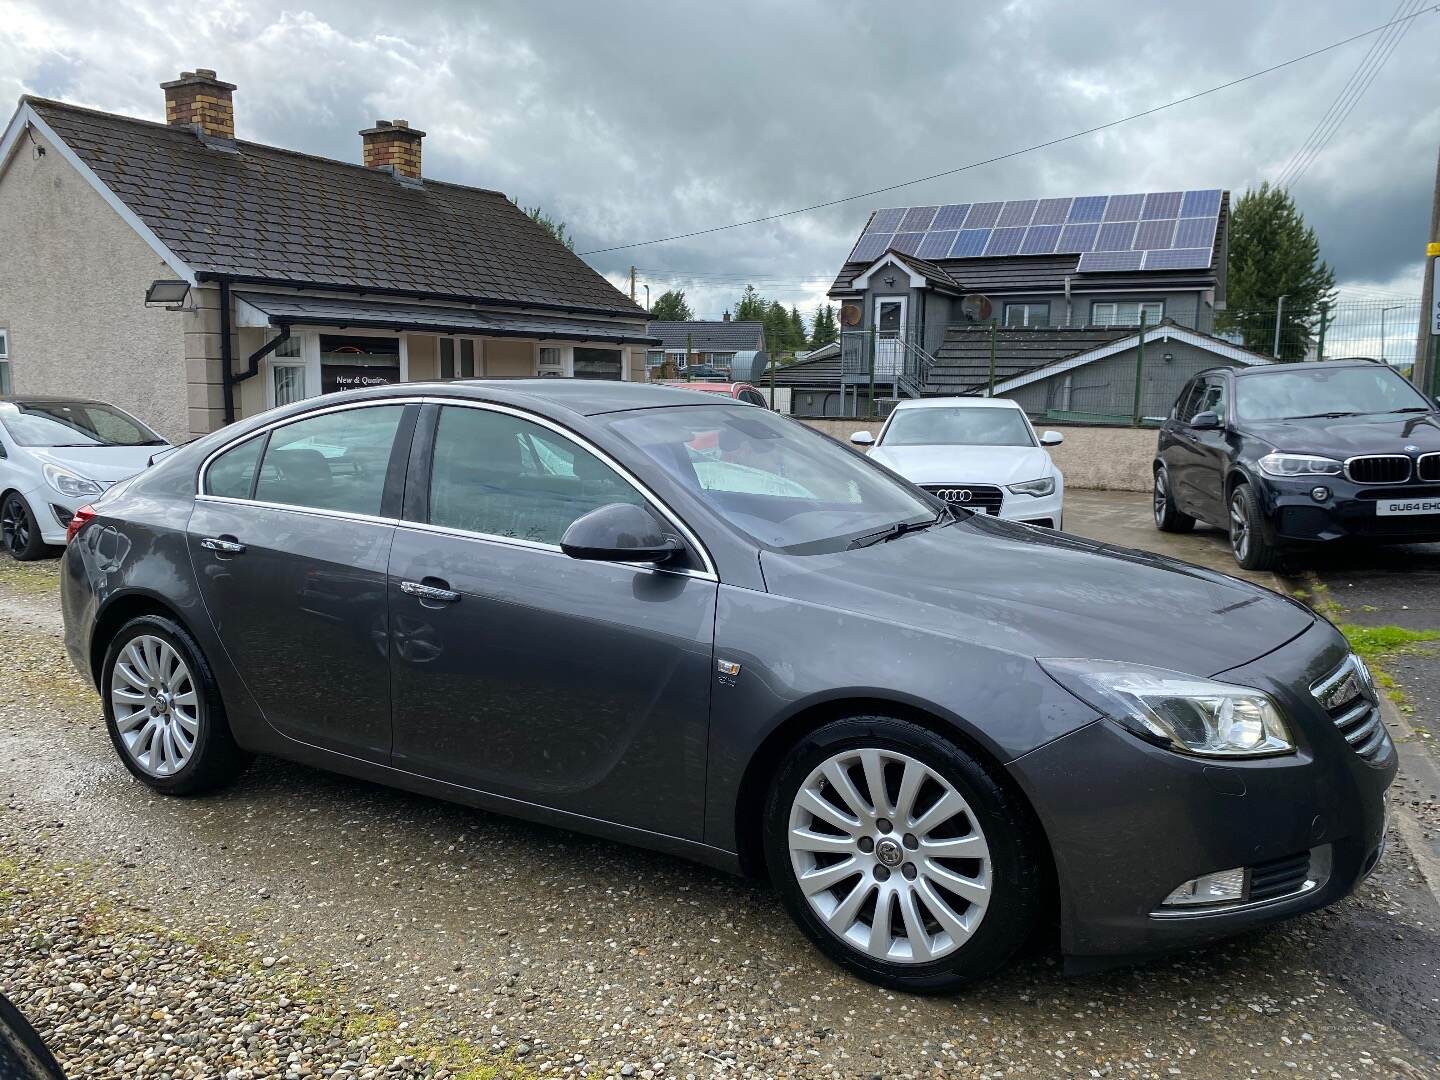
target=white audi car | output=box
[851,397,1065,528]
[0,397,169,560]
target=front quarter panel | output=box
[703,583,1100,853]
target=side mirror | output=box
[850,431,875,446]
[1039,430,1064,446]
[1190,411,1221,430]
[560,503,685,565]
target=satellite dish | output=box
[960,294,994,323]
[840,303,864,327]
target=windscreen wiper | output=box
[847,513,945,549]
[1286,411,1363,420]
[1384,407,1430,414]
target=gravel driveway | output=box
[1,555,1438,1078]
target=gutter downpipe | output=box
[231,321,292,401]
[219,278,235,425]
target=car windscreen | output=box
[601,404,938,554]
[882,406,1036,447]
[1234,366,1433,421]
[0,402,166,447]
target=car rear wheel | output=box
[762,716,1042,992]
[1229,483,1280,571]
[1152,467,1195,533]
[1,493,49,561]
[102,615,250,795]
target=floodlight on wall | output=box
[145,280,192,310]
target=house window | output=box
[1092,301,1163,327]
[573,347,623,381]
[1004,303,1050,327]
[538,346,567,376]
[439,338,478,379]
[320,334,400,393]
[0,329,9,397]
[271,333,306,407]
[646,350,665,368]
[711,352,736,369]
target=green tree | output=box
[1221,182,1336,360]
[810,303,838,346]
[789,306,806,348]
[649,290,693,320]
[520,203,574,250]
[734,285,768,322]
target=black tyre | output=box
[1,492,50,561]
[1152,466,1195,533]
[762,716,1043,992]
[101,615,250,795]
[1228,482,1280,571]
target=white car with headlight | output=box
[851,397,1065,528]
[0,397,169,559]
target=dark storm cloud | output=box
[5,0,1436,313]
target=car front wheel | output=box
[1,492,49,561]
[1228,483,1280,571]
[1152,466,1195,533]
[102,614,250,795]
[763,716,1042,992]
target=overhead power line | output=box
[579,7,1440,257]
[1275,0,1423,191]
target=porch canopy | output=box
[233,291,660,345]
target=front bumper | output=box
[1258,476,1440,544]
[998,488,1064,529]
[1010,624,1395,962]
[21,483,87,545]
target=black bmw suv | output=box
[1154,360,1440,569]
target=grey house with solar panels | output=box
[822,188,1269,420]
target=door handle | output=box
[199,536,246,554]
[400,579,460,603]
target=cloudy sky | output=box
[4,0,1437,332]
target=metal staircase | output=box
[839,331,938,400]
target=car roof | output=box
[302,378,739,417]
[2,396,109,406]
[1227,359,1385,378]
[890,396,1024,410]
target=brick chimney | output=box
[360,119,425,179]
[161,69,236,140]
[723,310,731,322]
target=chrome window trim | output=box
[1342,454,1412,484]
[194,394,719,582]
[418,396,718,581]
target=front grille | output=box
[922,484,1004,515]
[1310,654,1389,763]
[1419,453,1440,483]
[1248,852,1312,903]
[1344,455,1411,484]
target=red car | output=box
[656,381,769,407]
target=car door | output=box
[1158,378,1202,510]
[189,402,417,764]
[1185,376,1232,522]
[387,402,718,839]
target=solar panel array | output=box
[848,189,1222,272]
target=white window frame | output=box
[1004,302,1050,327]
[535,343,629,381]
[438,335,483,379]
[0,327,9,397]
[265,330,318,409]
[1091,300,1164,327]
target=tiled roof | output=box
[927,325,1133,393]
[26,97,644,318]
[647,320,766,351]
[760,348,843,388]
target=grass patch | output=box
[1339,623,1440,661]
[0,553,61,599]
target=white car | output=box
[0,397,169,559]
[851,397,1066,528]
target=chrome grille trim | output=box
[1343,455,1411,484]
[1419,452,1440,483]
[1310,653,1389,764]
[921,484,1004,515]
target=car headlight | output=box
[42,463,104,499]
[1257,452,1342,478]
[1039,658,1294,758]
[1007,476,1055,497]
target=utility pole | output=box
[1272,295,1287,360]
[1415,145,1440,394]
[643,285,650,312]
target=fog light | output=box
[1311,486,1330,502]
[1161,867,1247,907]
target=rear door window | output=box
[252,406,405,515]
[204,434,266,499]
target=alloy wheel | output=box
[1153,471,1168,527]
[1,497,29,556]
[787,748,992,964]
[1229,493,1249,561]
[109,635,201,777]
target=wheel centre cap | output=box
[874,837,904,867]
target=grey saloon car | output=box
[61,380,1394,991]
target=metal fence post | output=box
[1316,301,1329,361]
[987,321,997,397]
[1272,296,1286,359]
[1132,312,1148,427]
[867,327,877,418]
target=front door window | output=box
[875,299,906,377]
